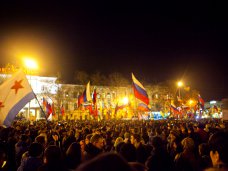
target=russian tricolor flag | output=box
[170,105,181,114]
[138,103,150,111]
[132,73,149,105]
[78,81,92,106]
[198,94,205,110]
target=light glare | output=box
[24,58,38,69]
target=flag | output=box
[43,97,47,108]
[194,104,199,112]
[91,87,98,118]
[132,73,149,105]
[60,105,65,116]
[137,103,150,111]
[170,105,181,115]
[114,103,128,114]
[92,88,97,104]
[181,105,190,111]
[198,94,205,110]
[92,105,98,118]
[0,70,35,127]
[78,92,84,107]
[86,81,92,102]
[214,105,218,112]
[78,81,92,107]
[46,102,52,118]
[85,104,92,113]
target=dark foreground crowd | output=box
[0,118,228,171]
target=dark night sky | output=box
[0,1,227,101]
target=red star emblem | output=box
[0,101,4,108]
[11,79,24,94]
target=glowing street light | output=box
[23,58,38,73]
[177,81,184,99]
[188,99,194,106]
[177,81,183,88]
[23,57,38,120]
[122,97,129,105]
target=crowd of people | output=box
[0,118,228,171]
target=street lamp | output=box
[122,97,129,105]
[188,99,194,106]
[177,81,183,99]
[23,58,38,74]
[23,58,38,119]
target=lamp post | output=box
[177,81,183,100]
[23,58,38,120]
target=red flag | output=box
[198,94,205,110]
[43,97,47,108]
[61,105,65,116]
[85,104,93,114]
[46,102,52,118]
[137,103,150,111]
[93,88,97,104]
[132,73,149,105]
[194,104,199,112]
[214,105,218,112]
[115,103,127,114]
[170,105,181,118]
[78,90,86,107]
[93,105,98,118]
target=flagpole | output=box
[132,88,138,120]
[34,92,48,122]
[27,74,32,120]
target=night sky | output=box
[0,1,227,101]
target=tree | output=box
[90,71,107,86]
[55,72,64,84]
[74,70,89,85]
[108,72,129,87]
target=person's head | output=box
[80,140,85,151]
[85,134,93,145]
[76,152,134,171]
[114,137,124,147]
[20,134,28,142]
[187,126,194,134]
[208,131,228,167]
[66,142,81,169]
[29,142,43,157]
[35,135,46,147]
[124,132,130,139]
[119,143,137,162]
[169,130,179,142]
[43,145,62,165]
[181,137,194,151]
[151,136,163,149]
[131,133,141,145]
[66,142,81,159]
[90,134,104,149]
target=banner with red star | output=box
[0,70,35,127]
